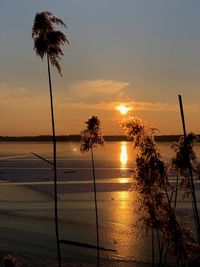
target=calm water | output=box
[0,141,199,266]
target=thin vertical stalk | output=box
[156,228,162,267]
[178,94,200,242]
[91,146,100,267]
[178,95,187,137]
[163,181,186,267]
[174,174,179,209]
[47,54,61,267]
[163,243,169,267]
[152,228,155,267]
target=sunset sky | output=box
[0,0,200,136]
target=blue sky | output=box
[0,0,200,135]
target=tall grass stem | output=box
[47,55,61,267]
[91,147,100,267]
[178,94,200,242]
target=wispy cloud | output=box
[66,79,130,103]
[60,100,178,112]
[1,80,199,114]
[0,82,47,106]
[60,79,179,112]
[130,100,177,111]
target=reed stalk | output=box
[178,95,200,242]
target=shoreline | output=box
[0,135,189,142]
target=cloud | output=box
[0,83,10,99]
[0,82,47,106]
[62,79,181,112]
[60,100,178,112]
[1,80,199,116]
[66,79,130,103]
[0,82,50,122]
[0,80,182,113]
[130,101,177,111]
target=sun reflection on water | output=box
[118,177,130,184]
[107,190,141,260]
[120,142,128,169]
[120,142,129,180]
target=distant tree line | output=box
[0,134,199,142]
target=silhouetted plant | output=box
[172,133,200,197]
[121,116,199,266]
[32,11,69,267]
[4,255,20,267]
[80,116,104,267]
[172,133,200,242]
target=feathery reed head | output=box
[80,116,104,152]
[32,11,69,75]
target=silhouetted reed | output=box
[172,133,200,242]
[81,116,104,267]
[121,116,200,267]
[176,94,200,244]
[4,255,21,267]
[32,11,69,267]
[172,134,200,197]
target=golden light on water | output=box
[120,143,128,169]
[109,190,139,258]
[116,104,130,115]
[118,190,129,200]
[119,177,130,184]
[119,142,129,183]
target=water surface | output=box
[0,141,199,266]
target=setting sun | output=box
[116,105,130,115]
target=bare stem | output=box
[91,147,100,267]
[178,94,200,242]
[47,54,61,267]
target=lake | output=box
[0,141,199,266]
